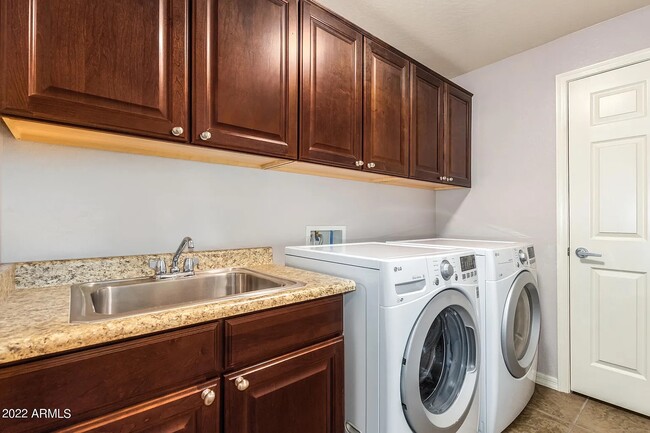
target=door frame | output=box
[555,47,650,393]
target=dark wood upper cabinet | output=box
[300,1,363,169]
[444,83,472,187]
[410,65,444,182]
[193,0,298,159]
[0,0,189,141]
[224,338,344,433]
[363,38,410,177]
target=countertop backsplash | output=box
[0,265,15,301]
[11,247,273,290]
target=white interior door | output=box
[569,59,650,416]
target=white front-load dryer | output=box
[285,242,481,433]
[389,239,541,433]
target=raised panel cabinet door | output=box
[224,338,344,433]
[57,380,220,433]
[444,83,472,187]
[300,1,363,169]
[363,38,410,177]
[193,0,298,158]
[410,64,444,182]
[0,0,189,141]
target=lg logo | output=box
[394,266,402,272]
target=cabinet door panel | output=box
[224,338,344,433]
[364,39,410,177]
[445,84,472,187]
[0,0,189,140]
[193,0,298,158]
[57,381,220,433]
[300,2,363,168]
[410,65,444,182]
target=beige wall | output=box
[0,126,437,264]
[436,6,650,380]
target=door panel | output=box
[224,338,344,433]
[363,38,410,177]
[444,84,472,187]
[569,59,650,416]
[410,65,444,182]
[300,1,363,168]
[193,0,298,158]
[591,269,646,374]
[0,0,189,140]
[57,381,220,433]
[591,137,646,238]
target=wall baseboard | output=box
[536,373,559,391]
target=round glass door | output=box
[501,271,541,378]
[419,307,469,414]
[401,289,479,433]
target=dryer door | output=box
[401,289,479,433]
[501,270,541,378]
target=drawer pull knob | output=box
[200,131,212,141]
[235,376,250,391]
[201,388,216,406]
[355,160,364,167]
[171,126,184,136]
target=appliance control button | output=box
[454,274,458,281]
[434,277,440,285]
[440,260,454,280]
[518,250,527,264]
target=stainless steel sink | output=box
[70,268,304,322]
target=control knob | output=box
[440,260,454,281]
[518,250,527,264]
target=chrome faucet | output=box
[171,236,194,273]
[149,236,198,279]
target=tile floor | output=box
[504,386,650,432]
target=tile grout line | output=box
[529,406,579,427]
[571,397,590,430]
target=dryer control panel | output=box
[487,243,537,280]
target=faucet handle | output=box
[183,257,198,273]
[149,258,167,276]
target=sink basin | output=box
[70,268,304,322]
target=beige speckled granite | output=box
[14,247,273,289]
[0,263,354,365]
[0,265,15,302]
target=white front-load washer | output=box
[285,242,481,433]
[389,239,541,433]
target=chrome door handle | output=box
[575,247,602,259]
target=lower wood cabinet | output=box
[58,381,220,433]
[224,338,344,433]
[0,296,343,433]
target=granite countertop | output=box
[0,263,355,366]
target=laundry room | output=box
[1,1,650,432]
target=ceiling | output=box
[316,0,650,77]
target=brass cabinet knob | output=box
[201,388,216,406]
[199,131,212,141]
[235,376,249,391]
[355,160,364,167]
[171,126,184,136]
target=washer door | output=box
[401,289,479,433]
[501,270,541,378]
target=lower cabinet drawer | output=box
[57,380,220,433]
[0,323,222,433]
[224,295,343,370]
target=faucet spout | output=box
[171,236,194,273]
